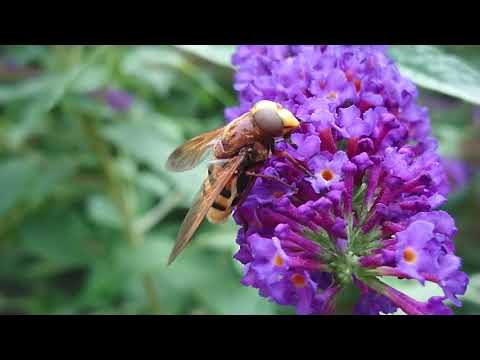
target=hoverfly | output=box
[166,100,301,265]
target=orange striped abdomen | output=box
[206,165,238,224]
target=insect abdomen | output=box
[207,180,236,224]
[203,162,236,224]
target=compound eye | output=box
[253,107,283,136]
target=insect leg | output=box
[244,171,296,190]
[272,150,314,177]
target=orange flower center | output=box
[291,273,306,288]
[273,191,284,199]
[273,254,284,267]
[403,247,417,264]
[327,91,337,100]
[320,169,334,181]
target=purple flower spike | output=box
[226,45,468,315]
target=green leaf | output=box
[183,65,235,106]
[31,161,77,205]
[82,260,130,309]
[434,124,467,158]
[37,46,110,115]
[389,45,480,105]
[0,75,57,103]
[0,158,38,216]
[192,220,238,252]
[440,45,480,70]
[464,273,480,305]
[114,236,173,275]
[141,231,232,289]
[102,120,173,171]
[86,194,122,229]
[70,65,110,93]
[102,118,205,201]
[20,210,95,268]
[0,156,76,216]
[131,231,277,314]
[174,45,235,69]
[122,46,184,95]
[200,281,277,315]
[424,94,473,127]
[136,172,170,197]
[3,47,110,148]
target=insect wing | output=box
[167,153,246,265]
[166,127,224,172]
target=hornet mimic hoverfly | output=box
[166,100,302,265]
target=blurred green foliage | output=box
[0,45,479,315]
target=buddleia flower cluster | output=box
[225,45,469,315]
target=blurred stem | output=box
[81,117,141,248]
[135,189,184,235]
[142,274,162,314]
[82,118,143,247]
[81,116,162,314]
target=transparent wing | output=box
[167,153,245,265]
[166,127,224,172]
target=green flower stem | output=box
[142,273,162,315]
[360,276,387,295]
[81,117,141,248]
[81,117,161,314]
[135,189,184,235]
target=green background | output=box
[0,45,479,315]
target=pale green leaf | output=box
[193,220,238,252]
[86,195,122,229]
[136,172,170,197]
[174,45,235,69]
[390,45,480,105]
[70,65,110,93]
[122,46,185,95]
[0,75,56,103]
[464,273,480,305]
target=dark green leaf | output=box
[20,210,95,267]
[0,158,38,216]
